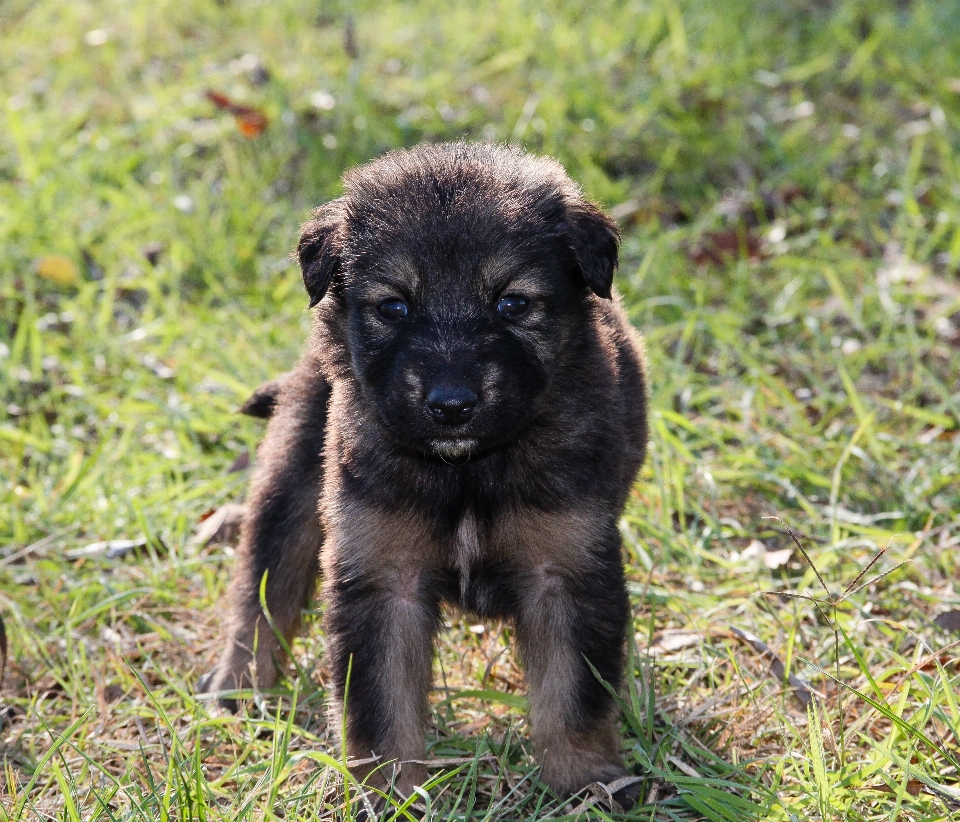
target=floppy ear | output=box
[297,199,345,308]
[564,200,620,299]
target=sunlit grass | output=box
[2,0,960,818]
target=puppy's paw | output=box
[608,774,643,811]
[195,669,240,713]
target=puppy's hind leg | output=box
[199,367,330,708]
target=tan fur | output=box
[322,500,438,796]
[495,506,609,570]
[499,505,626,792]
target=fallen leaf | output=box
[608,199,641,222]
[66,539,148,560]
[666,756,701,779]
[235,110,269,138]
[764,547,794,569]
[688,227,762,265]
[650,629,701,654]
[205,89,235,110]
[36,255,79,286]
[227,450,250,473]
[609,196,688,228]
[189,504,246,548]
[731,539,791,568]
[740,538,767,561]
[205,89,269,138]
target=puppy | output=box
[200,142,648,806]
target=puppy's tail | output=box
[238,375,287,419]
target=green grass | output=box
[2,0,960,818]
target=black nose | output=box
[426,387,477,426]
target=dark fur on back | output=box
[201,142,648,808]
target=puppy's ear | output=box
[564,200,620,300]
[297,199,345,308]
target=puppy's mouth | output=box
[426,437,479,462]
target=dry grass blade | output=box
[839,543,889,599]
[0,525,82,567]
[568,775,642,814]
[835,560,911,604]
[65,538,148,560]
[762,516,831,597]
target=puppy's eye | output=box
[497,294,530,318]
[376,299,409,322]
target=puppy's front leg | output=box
[514,522,632,803]
[323,513,440,798]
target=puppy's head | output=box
[299,142,619,460]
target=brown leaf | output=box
[235,110,269,138]
[204,89,269,138]
[205,89,236,110]
[688,227,762,265]
[610,197,689,228]
[227,450,250,473]
[893,779,925,796]
[189,504,246,548]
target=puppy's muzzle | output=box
[425,386,477,426]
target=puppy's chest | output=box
[450,513,483,577]
[447,513,493,604]
[442,513,524,618]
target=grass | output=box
[2,0,960,818]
